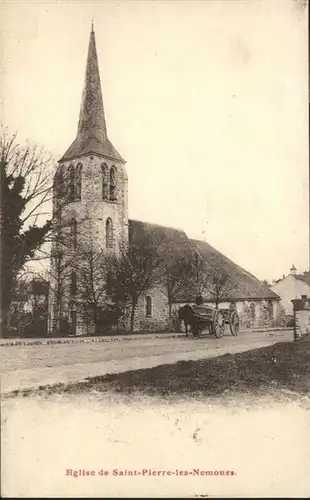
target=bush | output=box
[1,327,19,338]
[50,318,72,337]
[22,322,46,338]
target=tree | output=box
[0,131,54,332]
[77,245,110,333]
[110,241,163,332]
[186,252,234,308]
[34,210,90,335]
[6,273,49,337]
[162,251,195,319]
[7,275,30,333]
[44,247,77,334]
[205,267,234,308]
[188,252,209,301]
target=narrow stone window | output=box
[68,165,75,201]
[106,218,113,249]
[70,218,77,249]
[70,309,77,335]
[109,166,117,201]
[75,163,82,200]
[101,163,109,200]
[54,170,64,197]
[71,271,77,296]
[145,296,152,317]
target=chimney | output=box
[290,265,297,276]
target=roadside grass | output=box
[5,338,310,401]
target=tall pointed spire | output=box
[60,25,124,163]
[77,23,107,141]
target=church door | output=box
[70,310,77,335]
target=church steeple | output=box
[77,22,107,141]
[60,24,125,163]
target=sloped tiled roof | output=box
[60,135,125,163]
[296,272,310,286]
[128,219,280,302]
[129,219,193,254]
[190,239,280,301]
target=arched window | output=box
[75,163,82,200]
[68,165,75,201]
[145,296,152,317]
[71,271,77,296]
[54,170,63,197]
[109,166,117,201]
[101,163,109,200]
[70,218,77,249]
[105,218,113,249]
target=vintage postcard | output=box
[0,0,309,497]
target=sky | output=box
[1,0,309,281]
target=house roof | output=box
[60,26,124,164]
[128,219,280,302]
[271,272,310,288]
[296,272,310,286]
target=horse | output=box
[178,305,198,338]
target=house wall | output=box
[271,275,310,315]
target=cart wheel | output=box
[229,311,240,336]
[213,310,225,338]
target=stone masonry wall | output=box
[133,285,170,332]
[58,155,128,252]
[171,299,280,333]
[295,309,310,339]
[48,154,128,335]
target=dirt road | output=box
[0,329,293,393]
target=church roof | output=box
[60,25,125,164]
[190,239,280,301]
[128,219,193,253]
[128,219,280,302]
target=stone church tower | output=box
[48,25,128,335]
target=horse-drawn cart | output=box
[178,304,240,338]
[221,309,240,336]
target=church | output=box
[48,25,281,335]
